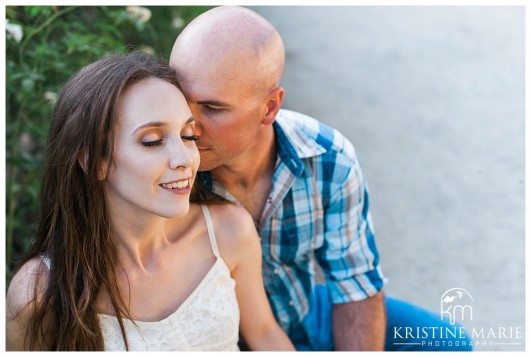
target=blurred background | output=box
[5,5,525,351]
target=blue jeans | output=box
[290,285,473,351]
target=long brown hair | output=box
[16,51,181,350]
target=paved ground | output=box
[253,6,525,351]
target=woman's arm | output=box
[6,258,50,351]
[214,205,294,351]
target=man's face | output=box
[175,61,266,172]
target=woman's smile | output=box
[159,178,192,194]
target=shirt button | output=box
[274,269,280,274]
[289,300,294,306]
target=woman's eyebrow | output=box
[131,121,167,136]
[132,117,195,136]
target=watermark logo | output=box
[440,288,474,325]
[391,287,524,350]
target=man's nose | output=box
[193,121,203,138]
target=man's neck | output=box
[211,125,276,190]
[210,126,277,224]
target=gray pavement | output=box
[253,6,525,351]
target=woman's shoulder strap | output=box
[200,204,220,258]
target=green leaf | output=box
[21,78,35,92]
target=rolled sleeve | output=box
[315,152,386,304]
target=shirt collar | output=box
[273,109,327,176]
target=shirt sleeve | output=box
[315,150,386,304]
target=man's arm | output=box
[332,291,386,351]
[314,132,387,350]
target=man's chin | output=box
[198,162,221,172]
[198,151,224,172]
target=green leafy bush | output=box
[5,5,210,283]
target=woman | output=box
[6,52,294,351]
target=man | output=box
[170,6,471,351]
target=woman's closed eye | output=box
[141,139,163,147]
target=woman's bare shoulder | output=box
[206,203,257,237]
[7,257,49,319]
[203,203,261,268]
[6,257,50,350]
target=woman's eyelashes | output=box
[141,139,163,147]
[140,134,198,148]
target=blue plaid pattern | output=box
[196,109,385,334]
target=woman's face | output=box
[104,77,199,219]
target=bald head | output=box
[170,6,285,92]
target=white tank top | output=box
[42,205,240,351]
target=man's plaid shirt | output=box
[196,109,385,334]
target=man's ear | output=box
[262,86,285,125]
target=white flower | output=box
[172,17,185,29]
[20,132,36,155]
[126,6,152,23]
[44,91,57,105]
[139,45,155,55]
[6,19,23,43]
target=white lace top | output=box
[42,205,240,351]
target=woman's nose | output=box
[169,141,194,170]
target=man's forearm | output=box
[331,291,386,350]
